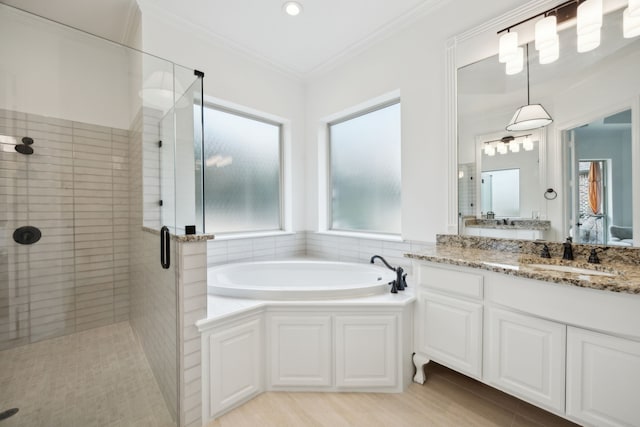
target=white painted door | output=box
[418,291,482,378]
[485,307,565,413]
[335,314,397,388]
[268,314,332,387]
[206,317,262,419]
[567,327,640,427]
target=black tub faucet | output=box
[370,255,407,293]
[562,237,574,261]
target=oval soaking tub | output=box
[207,260,397,300]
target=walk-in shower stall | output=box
[0,4,203,426]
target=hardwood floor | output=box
[208,362,579,427]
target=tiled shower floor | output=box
[0,322,174,427]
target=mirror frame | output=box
[446,0,640,245]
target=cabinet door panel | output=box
[486,307,565,413]
[419,291,482,378]
[567,327,640,427]
[269,315,332,386]
[208,318,262,418]
[335,315,397,388]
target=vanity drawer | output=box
[417,264,483,300]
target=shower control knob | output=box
[13,226,42,245]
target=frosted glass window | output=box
[202,105,281,234]
[329,101,401,234]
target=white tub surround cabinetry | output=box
[410,257,640,427]
[198,294,414,423]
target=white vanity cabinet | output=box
[566,327,640,427]
[268,314,332,387]
[412,259,640,426]
[201,313,263,420]
[414,264,483,379]
[485,307,566,413]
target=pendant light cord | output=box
[526,44,530,105]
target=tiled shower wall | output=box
[0,108,129,351]
[207,231,432,274]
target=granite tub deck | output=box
[405,235,640,294]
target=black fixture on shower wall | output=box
[13,226,42,245]
[14,136,34,155]
[160,226,170,269]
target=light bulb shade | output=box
[624,7,640,38]
[577,29,601,52]
[509,140,520,152]
[497,143,508,154]
[577,0,603,35]
[506,104,553,131]
[539,39,559,64]
[629,0,640,17]
[505,47,524,75]
[535,16,558,50]
[486,145,496,156]
[499,32,519,63]
[522,136,534,151]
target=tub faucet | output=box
[370,255,407,293]
[562,237,574,261]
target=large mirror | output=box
[457,4,639,244]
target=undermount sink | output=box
[526,263,618,277]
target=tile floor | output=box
[0,322,174,427]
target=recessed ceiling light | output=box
[283,1,303,16]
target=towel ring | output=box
[544,188,557,200]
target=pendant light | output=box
[506,45,553,132]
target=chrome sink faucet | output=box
[370,255,407,293]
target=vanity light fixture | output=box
[283,1,303,16]
[483,134,533,156]
[506,45,553,131]
[497,0,640,73]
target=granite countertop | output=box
[464,218,551,230]
[142,226,215,242]
[405,242,640,295]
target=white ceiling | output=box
[2,0,445,77]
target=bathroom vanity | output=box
[408,236,640,427]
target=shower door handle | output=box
[160,226,170,269]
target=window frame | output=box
[326,98,402,236]
[201,101,285,235]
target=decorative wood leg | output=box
[412,353,430,384]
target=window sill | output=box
[212,230,296,241]
[314,230,403,242]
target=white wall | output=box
[138,8,307,232]
[0,4,134,130]
[304,0,524,242]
